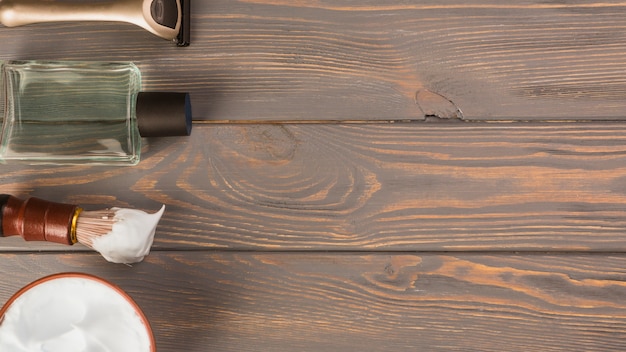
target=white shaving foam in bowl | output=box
[0,274,153,352]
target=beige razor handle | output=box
[0,0,181,42]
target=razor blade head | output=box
[150,0,190,46]
[176,0,190,46]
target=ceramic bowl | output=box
[0,272,155,351]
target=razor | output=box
[0,0,190,46]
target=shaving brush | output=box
[0,194,165,264]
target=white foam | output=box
[91,205,165,264]
[0,276,152,351]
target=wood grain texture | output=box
[2,252,626,351]
[2,1,626,351]
[1,0,626,120]
[2,122,626,252]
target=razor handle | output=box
[0,0,188,45]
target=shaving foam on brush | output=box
[0,194,165,264]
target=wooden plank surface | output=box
[2,122,626,252]
[2,1,626,351]
[2,252,626,351]
[1,0,626,120]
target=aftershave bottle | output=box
[0,60,191,165]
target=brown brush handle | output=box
[0,194,78,245]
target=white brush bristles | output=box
[75,209,117,249]
[74,205,165,264]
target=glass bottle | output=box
[0,60,191,165]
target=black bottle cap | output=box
[136,92,192,137]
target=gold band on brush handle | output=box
[70,207,83,245]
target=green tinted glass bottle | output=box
[0,61,191,165]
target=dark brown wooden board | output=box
[2,122,626,252]
[2,2,626,350]
[2,252,626,352]
[1,1,626,121]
